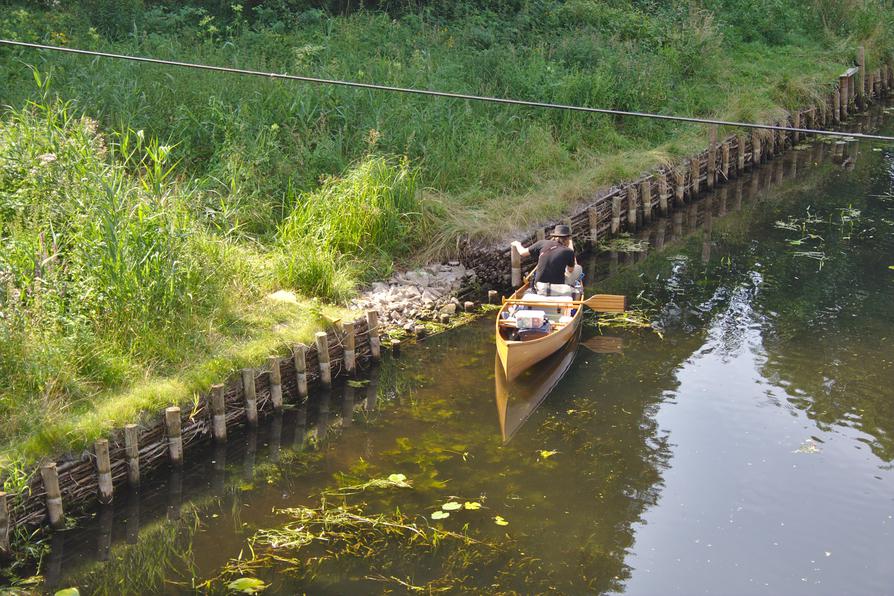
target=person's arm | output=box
[511,240,531,258]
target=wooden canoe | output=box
[496,281,584,381]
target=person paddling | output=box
[510,224,583,296]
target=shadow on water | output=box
[24,104,894,594]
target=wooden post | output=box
[857,46,866,106]
[294,344,309,398]
[267,356,283,411]
[391,339,401,357]
[241,368,258,426]
[626,185,638,230]
[707,126,717,189]
[366,310,381,361]
[689,157,700,197]
[95,439,113,504]
[210,384,227,443]
[343,320,356,376]
[673,167,685,207]
[535,228,546,241]
[792,112,801,144]
[165,407,183,466]
[40,463,64,529]
[736,135,746,172]
[833,87,841,124]
[806,107,815,134]
[640,179,652,224]
[657,173,669,215]
[510,244,521,287]
[587,207,599,246]
[0,492,9,557]
[487,290,498,304]
[611,195,622,234]
[839,75,849,119]
[315,332,332,387]
[721,140,730,181]
[848,72,855,108]
[751,131,761,164]
[124,424,140,487]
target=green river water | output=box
[13,110,894,595]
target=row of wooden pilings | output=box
[0,311,383,552]
[504,50,889,287]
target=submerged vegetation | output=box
[1,0,894,468]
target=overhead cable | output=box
[3,39,894,142]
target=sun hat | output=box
[551,224,572,237]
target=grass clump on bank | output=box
[1,0,894,470]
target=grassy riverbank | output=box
[1,0,893,473]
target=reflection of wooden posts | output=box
[316,332,332,387]
[126,491,140,545]
[687,202,698,233]
[510,244,521,287]
[365,367,379,412]
[294,344,308,399]
[41,463,64,529]
[657,173,669,216]
[627,185,638,230]
[707,126,717,189]
[165,407,183,466]
[242,368,258,426]
[124,424,140,487]
[689,157,700,197]
[343,321,356,376]
[640,179,652,224]
[317,389,331,435]
[609,250,619,274]
[166,469,182,522]
[611,195,622,234]
[655,218,666,249]
[673,168,685,207]
[704,196,714,234]
[721,140,730,181]
[342,384,355,428]
[672,211,683,240]
[95,439,113,504]
[97,504,113,562]
[268,356,283,411]
[587,207,599,247]
[269,412,282,463]
[736,135,746,173]
[211,384,227,443]
[44,533,65,589]
[0,492,9,557]
[718,187,728,217]
[242,430,257,481]
[211,443,227,495]
[735,179,743,211]
[366,310,381,361]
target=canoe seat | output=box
[520,293,573,319]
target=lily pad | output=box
[494,515,509,526]
[464,501,482,510]
[227,578,268,594]
[442,501,463,511]
[431,510,450,520]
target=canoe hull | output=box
[496,284,583,381]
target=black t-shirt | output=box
[528,239,575,284]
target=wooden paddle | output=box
[502,294,627,313]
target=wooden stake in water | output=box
[626,185,638,230]
[611,195,622,234]
[165,407,183,466]
[707,126,717,189]
[268,356,283,411]
[294,344,309,398]
[343,320,356,376]
[0,492,9,557]
[839,74,849,119]
[488,289,498,304]
[657,173,669,216]
[673,168,685,207]
[587,206,599,246]
[242,368,258,426]
[751,131,762,164]
[721,140,730,181]
[124,424,140,487]
[792,112,801,144]
[315,332,332,387]
[736,134,746,173]
[689,157,700,197]
[640,179,652,224]
[510,243,521,287]
[40,463,64,530]
[210,384,227,443]
[95,439,113,505]
[366,310,381,361]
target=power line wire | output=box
[3,39,894,142]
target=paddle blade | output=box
[583,294,627,312]
[582,336,624,354]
